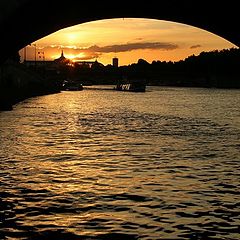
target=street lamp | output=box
[30,43,37,69]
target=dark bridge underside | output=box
[0,0,239,64]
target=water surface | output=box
[0,86,240,239]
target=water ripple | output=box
[1,87,240,239]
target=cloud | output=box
[89,42,179,53]
[40,41,179,61]
[72,53,101,61]
[190,44,202,49]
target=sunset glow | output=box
[19,18,237,66]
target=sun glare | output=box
[73,52,87,61]
[65,54,77,60]
[66,33,78,43]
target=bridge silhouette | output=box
[0,0,239,64]
[0,0,239,110]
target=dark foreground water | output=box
[0,86,240,240]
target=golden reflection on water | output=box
[0,87,240,239]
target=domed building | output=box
[54,50,70,64]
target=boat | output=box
[62,80,83,91]
[114,78,146,92]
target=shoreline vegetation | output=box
[76,48,239,88]
[0,48,239,111]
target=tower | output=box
[61,50,64,58]
[112,57,119,67]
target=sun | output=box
[68,52,88,61]
[74,52,87,60]
[65,54,76,60]
[66,33,77,43]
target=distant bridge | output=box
[0,0,239,64]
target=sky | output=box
[19,18,237,66]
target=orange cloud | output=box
[190,44,202,49]
[89,42,179,53]
[41,41,179,61]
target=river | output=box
[0,86,240,239]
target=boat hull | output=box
[115,80,146,92]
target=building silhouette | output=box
[112,57,118,67]
[54,50,68,64]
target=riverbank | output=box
[0,60,61,111]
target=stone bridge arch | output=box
[0,0,239,64]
